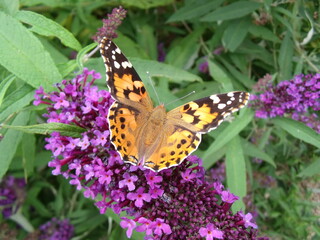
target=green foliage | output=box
[0,0,319,239]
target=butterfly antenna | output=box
[146,71,161,105]
[165,91,196,107]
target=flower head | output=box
[92,6,127,42]
[199,223,224,240]
[39,218,74,240]
[251,73,320,133]
[0,176,26,218]
[36,68,268,239]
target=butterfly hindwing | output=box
[108,102,139,165]
[99,38,153,112]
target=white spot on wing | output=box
[210,95,220,103]
[227,100,232,105]
[218,103,226,109]
[122,61,132,69]
[227,92,234,97]
[115,47,121,54]
[114,61,120,69]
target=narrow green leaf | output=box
[0,75,15,107]
[2,122,86,137]
[77,42,98,70]
[278,33,293,81]
[208,60,233,91]
[298,157,320,177]
[166,29,203,69]
[272,118,320,149]
[120,0,173,9]
[203,108,254,162]
[249,25,280,43]
[0,111,30,179]
[199,146,227,170]
[0,11,61,91]
[201,1,261,22]
[136,24,157,60]
[167,0,224,22]
[226,136,246,212]
[222,17,251,52]
[16,10,82,51]
[22,133,35,177]
[0,84,34,122]
[241,138,276,167]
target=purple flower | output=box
[39,218,74,240]
[36,68,268,239]
[152,218,172,236]
[0,176,26,218]
[120,217,136,238]
[145,171,162,189]
[239,211,258,229]
[119,173,138,191]
[199,60,209,73]
[251,73,320,133]
[181,168,197,182]
[199,223,224,240]
[221,190,239,203]
[127,187,151,208]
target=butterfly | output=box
[99,37,250,172]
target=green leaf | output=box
[2,122,86,137]
[0,83,34,122]
[16,10,82,51]
[0,75,15,107]
[241,138,276,167]
[0,0,19,15]
[130,58,202,83]
[272,118,320,149]
[76,42,97,70]
[136,24,157,60]
[201,1,261,22]
[208,60,233,91]
[0,11,61,91]
[167,0,224,22]
[226,136,246,212]
[278,33,293,81]
[22,133,35,177]
[203,108,254,162]
[0,111,30,179]
[120,0,173,9]
[166,29,203,69]
[222,17,251,52]
[249,25,280,43]
[298,157,320,177]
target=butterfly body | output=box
[100,38,250,172]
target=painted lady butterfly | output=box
[99,38,250,172]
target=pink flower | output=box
[119,173,138,191]
[152,218,172,236]
[120,217,136,238]
[199,223,223,240]
[239,211,258,229]
[127,187,151,208]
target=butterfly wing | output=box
[100,38,153,165]
[143,91,250,171]
[99,38,153,110]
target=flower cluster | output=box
[35,69,267,239]
[0,176,26,218]
[251,74,320,133]
[92,6,127,42]
[38,218,74,240]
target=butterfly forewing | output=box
[168,91,250,133]
[99,38,153,112]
